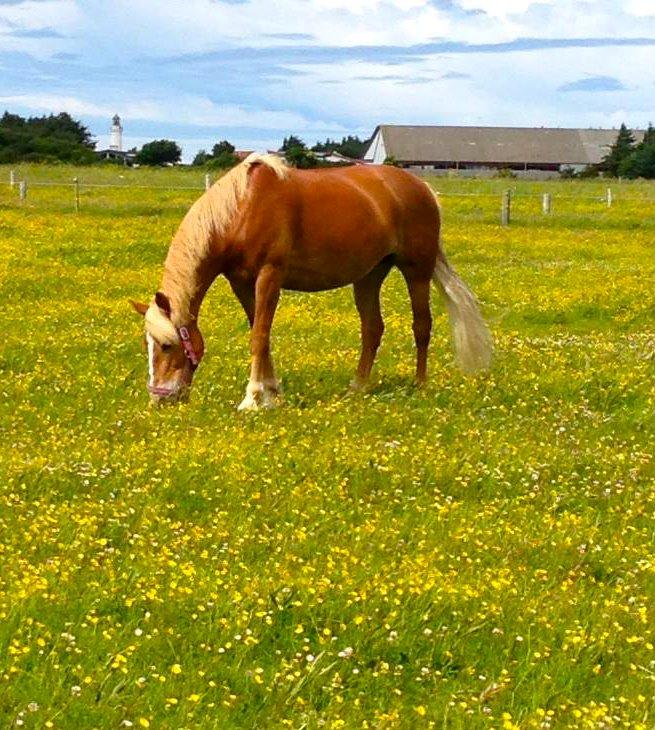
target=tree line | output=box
[5,109,653,178]
[191,135,371,170]
[0,111,370,168]
[597,123,655,179]
[0,111,96,164]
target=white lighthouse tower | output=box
[109,114,123,152]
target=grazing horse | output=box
[131,153,492,410]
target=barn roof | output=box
[371,125,644,166]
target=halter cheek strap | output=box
[177,326,200,369]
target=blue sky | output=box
[1,0,654,161]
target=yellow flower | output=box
[171,664,182,675]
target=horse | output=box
[131,153,492,410]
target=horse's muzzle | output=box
[148,383,189,404]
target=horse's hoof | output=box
[238,394,259,412]
[349,377,368,392]
[260,389,280,409]
[238,387,280,412]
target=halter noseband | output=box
[147,325,200,399]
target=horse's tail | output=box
[432,258,492,373]
[426,186,492,373]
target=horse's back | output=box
[242,162,441,290]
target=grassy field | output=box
[1,164,654,729]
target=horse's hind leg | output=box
[400,271,432,384]
[351,260,392,389]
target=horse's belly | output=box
[282,247,393,291]
[282,267,366,292]
[282,226,395,291]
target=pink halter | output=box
[147,325,200,399]
[177,326,199,369]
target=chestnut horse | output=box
[131,153,491,410]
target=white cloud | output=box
[625,0,655,16]
[1,0,654,156]
[457,0,553,15]
[0,92,346,132]
[0,0,80,58]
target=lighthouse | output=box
[109,114,123,152]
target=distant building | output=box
[96,114,136,164]
[109,114,122,151]
[363,125,645,177]
[313,150,365,165]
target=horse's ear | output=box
[130,300,148,316]
[155,291,172,317]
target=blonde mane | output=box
[147,153,288,335]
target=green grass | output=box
[1,167,654,729]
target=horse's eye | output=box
[161,343,172,352]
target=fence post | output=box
[205,173,211,191]
[606,187,613,208]
[19,180,27,202]
[9,169,15,188]
[73,177,80,212]
[542,192,551,215]
[501,189,511,226]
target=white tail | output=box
[432,258,493,373]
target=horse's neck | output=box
[160,226,220,325]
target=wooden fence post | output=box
[501,189,511,226]
[606,187,613,208]
[19,180,27,202]
[9,169,15,188]
[74,177,80,212]
[205,173,211,191]
[542,192,552,214]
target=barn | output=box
[363,125,643,177]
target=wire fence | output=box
[4,168,655,225]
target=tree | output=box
[619,123,655,179]
[192,140,239,169]
[208,151,240,169]
[311,134,370,159]
[136,139,181,166]
[599,124,635,177]
[212,140,235,157]
[336,135,370,159]
[192,149,211,166]
[279,135,318,168]
[619,144,655,179]
[281,135,305,152]
[0,110,96,163]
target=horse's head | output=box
[131,292,204,404]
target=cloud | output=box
[261,32,316,41]
[1,0,655,156]
[625,0,655,16]
[163,36,655,69]
[455,0,554,16]
[558,75,627,92]
[0,92,347,132]
[441,70,470,79]
[6,26,64,37]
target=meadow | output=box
[1,164,654,729]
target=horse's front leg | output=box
[238,265,282,411]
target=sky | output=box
[0,0,654,162]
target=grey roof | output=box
[373,125,644,166]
